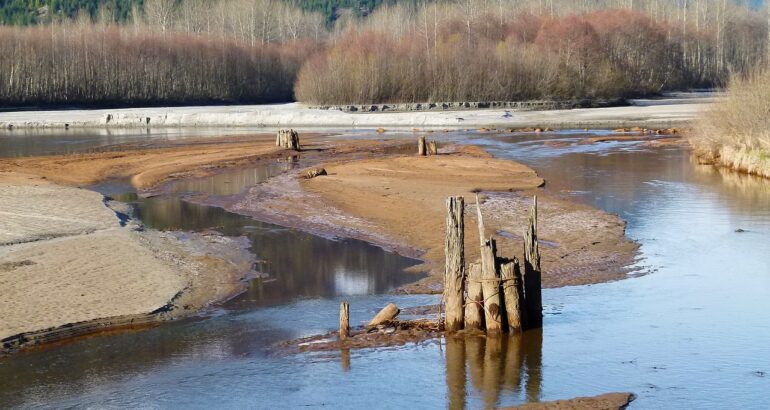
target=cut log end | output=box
[367,303,400,328]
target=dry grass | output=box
[689,71,770,178]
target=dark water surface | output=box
[1,130,769,408]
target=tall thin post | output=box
[339,301,350,340]
[524,196,542,329]
[444,196,465,332]
[418,136,427,156]
[464,262,484,330]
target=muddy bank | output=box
[0,173,256,354]
[218,144,639,293]
[0,97,707,130]
[508,392,635,410]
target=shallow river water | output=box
[1,130,769,409]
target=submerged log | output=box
[500,259,524,333]
[367,303,400,328]
[524,196,543,329]
[480,237,503,333]
[444,196,465,332]
[339,302,350,340]
[418,136,427,156]
[464,262,484,330]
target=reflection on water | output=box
[446,331,543,410]
[2,130,770,408]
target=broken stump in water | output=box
[480,237,503,333]
[428,140,438,155]
[340,302,350,340]
[418,136,427,156]
[444,196,465,332]
[276,129,301,151]
[368,303,400,328]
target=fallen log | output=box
[367,303,400,328]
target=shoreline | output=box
[0,174,258,355]
[0,134,642,354]
[0,97,707,130]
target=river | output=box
[0,129,768,409]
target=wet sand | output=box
[228,144,640,292]
[0,173,255,353]
[508,392,635,409]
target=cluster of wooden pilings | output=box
[444,195,542,334]
[418,136,439,156]
[276,129,301,150]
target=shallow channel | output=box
[1,130,769,409]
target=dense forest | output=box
[1,0,770,106]
[0,0,413,24]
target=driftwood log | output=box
[524,196,542,329]
[339,302,350,340]
[500,259,524,333]
[276,129,301,151]
[368,303,400,328]
[302,167,327,179]
[444,196,465,331]
[464,263,484,330]
[418,136,427,156]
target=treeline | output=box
[297,0,770,104]
[2,0,770,106]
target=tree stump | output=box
[367,303,399,328]
[464,262,484,330]
[524,196,542,329]
[418,136,427,156]
[444,196,465,332]
[500,259,524,333]
[276,129,301,151]
[480,237,503,333]
[339,302,350,340]
[428,140,438,155]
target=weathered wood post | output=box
[524,196,543,329]
[444,196,465,332]
[276,129,301,151]
[339,301,350,340]
[428,140,438,155]
[480,237,503,333]
[418,136,427,156]
[476,198,503,333]
[464,262,484,330]
[500,258,524,333]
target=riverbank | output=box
[0,96,709,130]
[0,173,257,354]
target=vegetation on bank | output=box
[1,0,770,106]
[690,71,770,178]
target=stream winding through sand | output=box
[1,129,769,408]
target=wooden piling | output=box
[480,237,503,333]
[500,259,524,333]
[418,136,427,156]
[276,129,301,151]
[524,196,542,329]
[444,196,465,332]
[339,301,350,340]
[464,262,484,330]
[428,140,438,155]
